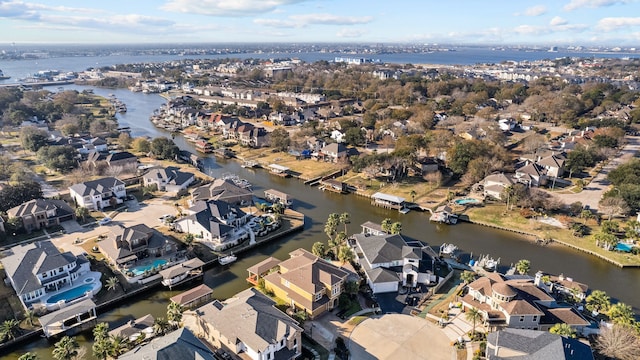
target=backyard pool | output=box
[616,242,634,252]
[46,284,94,304]
[129,259,168,276]
[454,198,481,205]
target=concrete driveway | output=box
[555,135,640,211]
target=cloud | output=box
[550,16,568,26]
[254,13,372,28]
[160,0,309,17]
[0,1,101,18]
[514,20,587,35]
[336,28,366,38]
[597,17,640,31]
[564,0,629,11]
[516,5,548,16]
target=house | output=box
[482,173,515,200]
[330,129,345,143]
[498,118,517,132]
[39,299,98,338]
[170,284,214,310]
[533,271,589,302]
[184,288,303,360]
[191,179,253,205]
[486,328,594,360]
[461,273,590,333]
[69,177,126,210]
[142,166,196,193]
[119,328,216,360]
[7,199,75,233]
[416,157,440,175]
[106,151,138,170]
[319,142,347,163]
[515,162,547,187]
[174,200,249,250]
[538,154,566,178]
[351,224,438,293]
[99,224,177,267]
[109,314,155,342]
[0,240,95,308]
[260,248,350,318]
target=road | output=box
[555,135,640,211]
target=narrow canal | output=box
[5,85,640,358]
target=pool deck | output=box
[40,271,103,311]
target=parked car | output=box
[98,217,112,225]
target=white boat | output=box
[483,257,499,272]
[219,254,237,266]
[439,243,458,255]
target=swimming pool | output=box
[454,198,481,205]
[616,242,634,252]
[46,284,94,304]
[129,259,168,276]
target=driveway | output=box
[555,135,640,211]
[59,220,84,234]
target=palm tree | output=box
[337,245,354,264]
[465,307,483,339]
[585,290,611,314]
[0,319,21,341]
[108,335,130,358]
[311,241,326,258]
[92,336,111,360]
[52,336,79,360]
[608,302,635,325]
[24,309,35,327]
[93,322,109,341]
[184,233,195,253]
[381,218,393,233]
[339,212,350,234]
[74,206,89,223]
[410,189,417,203]
[106,277,119,291]
[549,323,576,338]
[460,271,477,284]
[18,353,38,360]
[515,259,531,275]
[167,302,184,327]
[324,213,339,241]
[390,221,402,235]
[153,317,170,336]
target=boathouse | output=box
[170,284,214,310]
[246,256,282,286]
[319,178,348,193]
[268,164,290,177]
[371,192,405,210]
[159,258,205,289]
[39,299,97,338]
[264,189,293,206]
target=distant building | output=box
[69,177,126,210]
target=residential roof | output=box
[109,314,155,339]
[106,151,137,163]
[159,258,204,279]
[191,179,252,202]
[143,166,194,187]
[360,221,384,234]
[487,328,593,360]
[538,154,565,169]
[500,299,544,316]
[100,224,168,263]
[539,306,590,327]
[368,267,400,284]
[321,142,347,154]
[1,241,78,295]
[7,199,73,218]
[371,192,405,204]
[119,328,215,360]
[269,164,290,172]
[170,284,214,307]
[483,173,515,186]
[517,163,544,177]
[247,256,282,276]
[264,189,291,200]
[190,288,302,353]
[69,177,125,197]
[39,299,96,327]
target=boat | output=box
[0,69,10,80]
[219,254,237,266]
[439,243,458,255]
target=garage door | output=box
[372,281,398,294]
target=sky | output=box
[0,0,639,45]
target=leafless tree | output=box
[599,196,630,220]
[596,324,640,360]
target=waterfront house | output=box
[371,192,406,210]
[106,151,138,170]
[109,314,155,342]
[351,224,438,293]
[7,198,75,233]
[259,248,349,319]
[170,284,214,310]
[482,173,515,200]
[515,162,547,187]
[100,224,177,267]
[142,166,195,193]
[184,288,302,360]
[40,299,97,338]
[264,189,293,206]
[69,177,126,210]
[119,328,216,360]
[0,240,97,309]
[319,142,347,163]
[533,271,589,302]
[486,328,594,360]
[191,178,253,205]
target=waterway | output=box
[4,78,640,359]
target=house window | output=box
[42,272,47,278]
[315,292,322,301]
[533,315,538,322]
[519,316,524,322]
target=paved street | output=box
[555,135,640,211]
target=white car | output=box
[98,217,112,225]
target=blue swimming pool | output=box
[616,242,634,252]
[129,259,168,276]
[46,284,94,304]
[454,198,481,205]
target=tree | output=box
[37,145,78,172]
[461,271,477,284]
[586,290,611,314]
[337,244,354,264]
[344,127,364,146]
[74,206,89,223]
[311,241,326,258]
[153,317,170,336]
[269,127,291,152]
[18,353,38,360]
[549,323,576,338]
[106,277,119,291]
[339,212,351,234]
[515,259,531,275]
[0,181,43,213]
[344,280,359,296]
[52,336,79,360]
[596,324,640,360]
[92,337,111,360]
[24,309,35,327]
[410,190,417,203]
[167,302,183,327]
[108,335,129,358]
[324,213,340,241]
[599,196,630,220]
[381,218,393,233]
[93,322,109,342]
[390,222,402,235]
[20,126,48,152]
[465,307,483,338]
[608,302,635,325]
[150,137,179,160]
[117,132,132,150]
[0,319,21,342]
[131,137,150,153]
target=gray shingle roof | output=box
[7,199,73,218]
[487,328,593,360]
[119,328,215,360]
[143,166,194,187]
[353,233,409,264]
[69,177,124,197]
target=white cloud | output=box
[161,0,309,17]
[597,17,640,31]
[254,13,372,28]
[564,0,629,11]
[336,28,366,38]
[550,16,568,26]
[518,5,548,16]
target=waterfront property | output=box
[264,189,293,207]
[99,223,178,268]
[269,163,290,177]
[371,192,406,210]
[68,177,127,210]
[119,328,216,360]
[142,166,196,193]
[191,178,253,205]
[170,284,214,310]
[183,288,302,360]
[246,256,282,285]
[39,299,97,338]
[430,205,458,224]
[319,178,348,193]
[351,222,439,294]
[258,248,350,319]
[7,198,76,233]
[109,314,155,343]
[486,328,593,360]
[0,240,101,310]
[159,257,205,289]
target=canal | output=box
[5,85,640,358]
